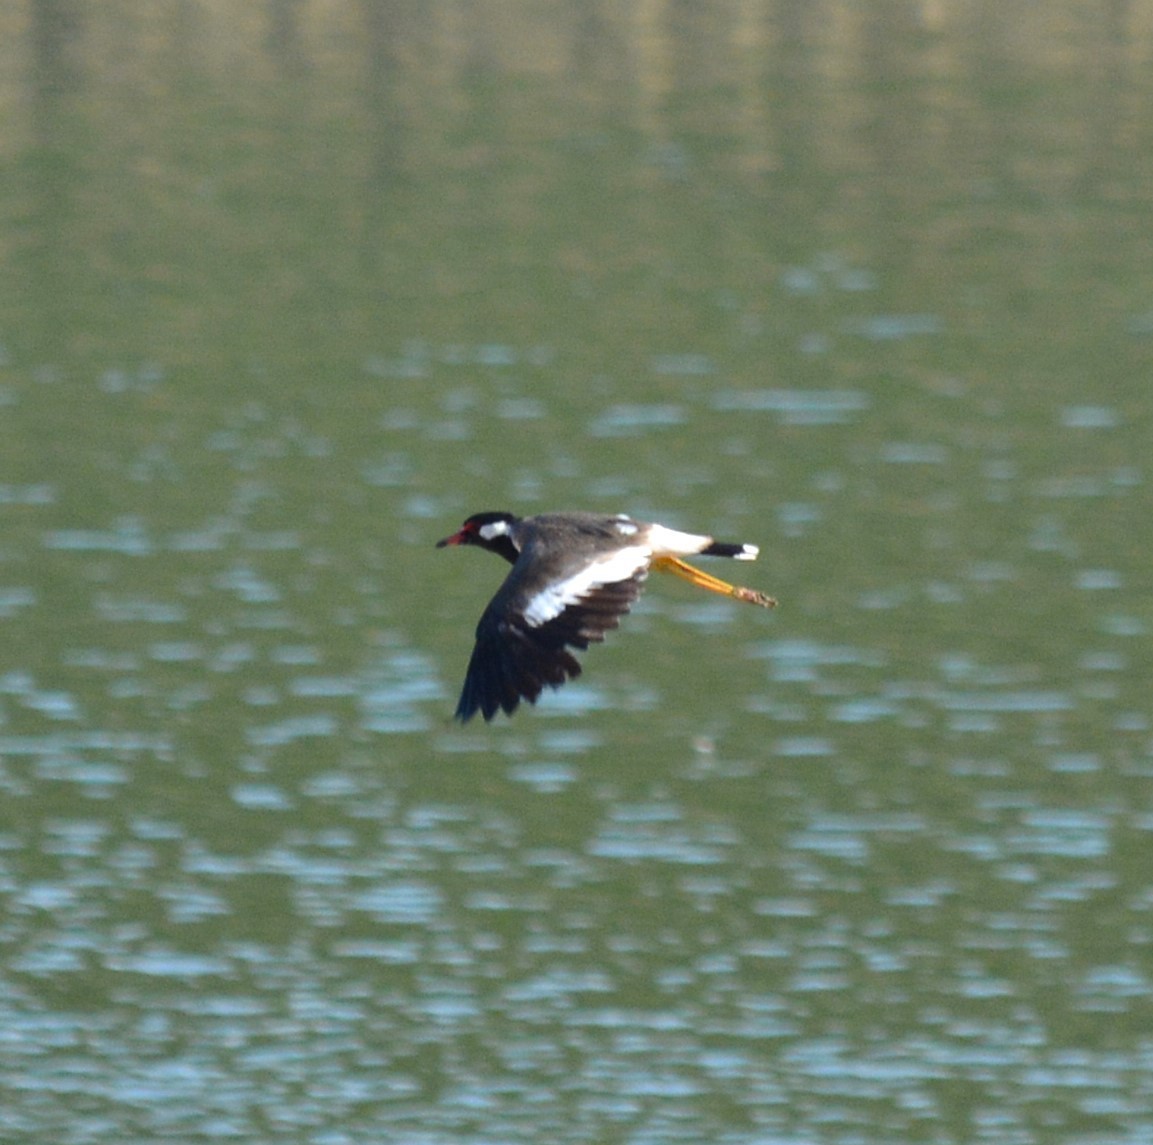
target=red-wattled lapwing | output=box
[437,510,776,722]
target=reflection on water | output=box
[2,353,1148,1140]
[4,2,1153,1142]
[4,346,1151,1141]
[4,725,1152,1141]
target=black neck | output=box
[487,535,520,565]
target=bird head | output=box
[436,511,521,564]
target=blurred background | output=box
[2,1,1151,1141]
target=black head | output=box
[436,511,521,564]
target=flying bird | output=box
[437,510,776,722]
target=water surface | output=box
[2,3,1151,1142]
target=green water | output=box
[1,3,1151,1142]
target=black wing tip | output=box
[453,677,528,723]
[454,693,524,723]
[450,568,646,723]
[453,643,582,723]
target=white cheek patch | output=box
[522,546,649,628]
[614,516,639,536]
[479,520,511,541]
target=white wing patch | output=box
[522,545,650,628]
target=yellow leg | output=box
[652,555,777,608]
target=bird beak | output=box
[436,529,466,548]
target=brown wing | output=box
[454,555,649,722]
